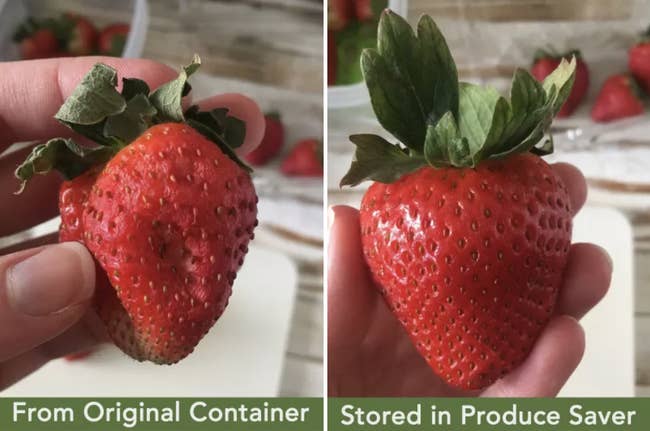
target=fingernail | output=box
[6,242,95,316]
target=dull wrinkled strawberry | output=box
[16,55,257,364]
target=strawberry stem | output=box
[15,55,250,192]
[341,10,576,187]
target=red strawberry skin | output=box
[629,42,650,94]
[359,153,572,390]
[591,74,644,123]
[280,139,323,177]
[60,123,257,364]
[66,14,98,56]
[20,29,59,59]
[244,114,284,166]
[531,55,589,117]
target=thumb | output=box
[0,242,95,362]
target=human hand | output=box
[328,163,612,397]
[0,57,264,390]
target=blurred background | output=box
[0,0,323,396]
[329,0,649,396]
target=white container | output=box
[0,0,148,60]
[328,0,408,109]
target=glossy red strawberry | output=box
[16,56,257,364]
[591,74,644,122]
[281,139,323,177]
[359,155,571,389]
[245,113,284,166]
[531,50,588,117]
[19,29,59,59]
[342,11,577,390]
[98,23,130,56]
[64,14,97,56]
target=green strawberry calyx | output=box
[340,10,576,187]
[15,54,249,193]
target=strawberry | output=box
[19,29,59,59]
[280,139,323,177]
[354,0,373,21]
[531,49,589,117]
[329,0,355,31]
[591,74,644,122]
[98,23,130,56]
[629,27,650,94]
[244,113,284,166]
[64,14,97,56]
[341,11,577,390]
[354,0,385,21]
[16,56,258,364]
[328,30,337,86]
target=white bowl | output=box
[0,0,148,60]
[328,0,408,109]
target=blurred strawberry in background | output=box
[591,73,644,122]
[65,13,97,56]
[13,13,129,59]
[328,0,355,31]
[98,23,130,56]
[629,27,650,94]
[245,113,285,166]
[18,28,59,59]
[281,139,323,177]
[328,0,387,86]
[531,49,589,117]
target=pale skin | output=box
[329,164,613,397]
[0,57,265,390]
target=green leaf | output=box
[542,56,577,116]
[55,63,126,125]
[150,54,201,122]
[186,119,251,173]
[457,83,505,157]
[104,94,157,142]
[480,97,511,160]
[423,111,458,167]
[121,78,150,100]
[363,11,458,152]
[185,106,247,150]
[501,69,547,144]
[14,139,115,193]
[341,10,578,188]
[224,116,246,149]
[340,134,427,186]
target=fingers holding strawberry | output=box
[332,10,610,393]
[328,161,611,396]
[14,55,261,365]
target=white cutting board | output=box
[560,206,635,396]
[3,245,297,397]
